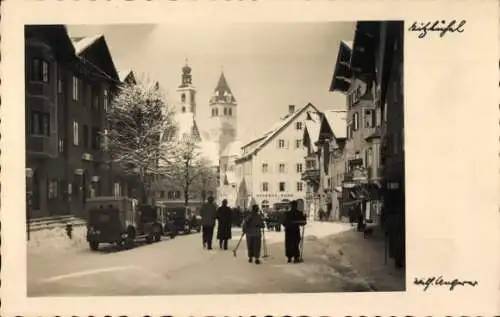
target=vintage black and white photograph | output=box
[24,21,406,296]
[2,0,499,316]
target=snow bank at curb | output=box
[28,226,88,255]
[321,229,405,291]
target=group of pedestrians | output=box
[199,196,307,265]
[199,196,232,250]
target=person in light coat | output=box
[242,204,265,265]
[200,196,217,250]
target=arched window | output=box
[181,93,186,103]
[182,106,186,113]
[215,108,219,116]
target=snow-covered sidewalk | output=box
[27,226,88,255]
[322,227,405,291]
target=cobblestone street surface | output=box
[28,222,404,296]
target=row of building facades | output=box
[25,22,405,267]
[231,21,405,267]
[25,26,141,219]
[26,25,239,219]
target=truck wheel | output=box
[196,227,201,233]
[154,232,161,242]
[89,241,99,251]
[124,237,134,249]
[146,235,153,244]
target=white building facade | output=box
[235,103,318,211]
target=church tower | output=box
[208,71,238,156]
[176,60,197,115]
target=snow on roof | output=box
[224,171,237,185]
[221,140,243,157]
[341,40,353,49]
[118,69,133,82]
[323,109,348,139]
[174,112,196,138]
[198,140,219,167]
[71,34,103,55]
[241,103,318,159]
[304,118,321,147]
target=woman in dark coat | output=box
[216,199,233,250]
[283,200,307,263]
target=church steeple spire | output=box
[210,71,237,105]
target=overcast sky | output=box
[68,23,355,144]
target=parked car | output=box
[85,196,163,251]
[155,204,177,239]
[265,210,283,232]
[167,206,201,235]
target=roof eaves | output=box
[254,103,319,153]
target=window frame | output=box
[73,121,79,146]
[296,181,303,192]
[295,139,302,148]
[279,182,286,192]
[72,76,80,101]
[353,112,359,131]
[261,163,268,173]
[103,89,109,112]
[278,139,286,149]
[262,182,269,192]
[296,163,303,173]
[278,163,286,173]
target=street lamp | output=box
[25,168,33,241]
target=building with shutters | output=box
[234,103,317,211]
[25,25,120,218]
[302,109,348,221]
[330,34,383,224]
[330,21,405,268]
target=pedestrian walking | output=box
[242,204,265,265]
[216,199,233,250]
[283,200,307,263]
[200,196,217,250]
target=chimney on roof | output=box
[288,105,295,114]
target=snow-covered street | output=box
[27,221,404,296]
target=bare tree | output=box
[103,80,178,204]
[163,135,218,207]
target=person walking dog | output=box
[242,204,265,265]
[200,196,217,250]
